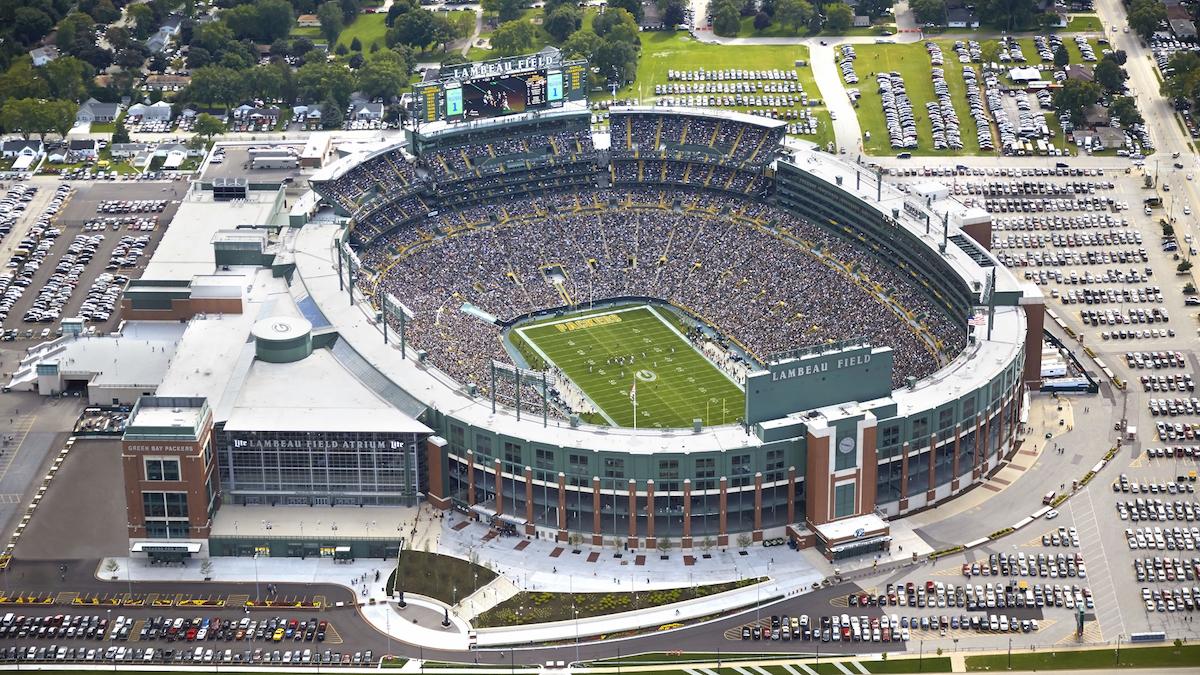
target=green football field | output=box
[515,305,745,428]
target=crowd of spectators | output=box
[421,129,596,181]
[611,159,770,195]
[316,148,418,212]
[610,112,782,167]
[359,189,966,418]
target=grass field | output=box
[336,14,388,50]
[607,32,834,148]
[851,38,1099,156]
[516,305,744,428]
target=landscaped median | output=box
[965,642,1200,670]
[385,550,499,605]
[473,579,763,627]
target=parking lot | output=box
[0,182,178,339]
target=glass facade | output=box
[218,430,423,506]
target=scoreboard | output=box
[412,52,588,124]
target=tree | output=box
[318,2,344,44]
[193,22,238,55]
[44,100,76,139]
[193,112,225,143]
[117,45,150,71]
[560,29,602,59]
[348,52,365,68]
[292,37,317,57]
[1109,96,1143,126]
[909,0,944,23]
[711,0,741,37]
[104,559,120,578]
[297,60,354,107]
[127,3,155,39]
[42,56,91,101]
[55,11,95,50]
[657,536,672,554]
[608,0,643,21]
[592,37,637,83]
[594,8,640,43]
[350,36,363,51]
[112,115,130,144]
[1094,54,1127,93]
[545,5,582,41]
[256,0,296,42]
[1128,0,1165,40]
[388,9,437,49]
[482,0,524,23]
[105,25,131,52]
[824,2,854,32]
[0,98,42,138]
[87,0,121,24]
[14,8,53,45]
[1111,49,1128,66]
[856,0,892,19]
[754,11,771,29]
[1053,43,1069,68]
[490,19,537,55]
[357,49,408,99]
[335,42,349,55]
[189,66,244,108]
[736,532,752,548]
[249,63,286,101]
[1184,281,1196,294]
[1052,78,1101,126]
[1179,259,1193,273]
[977,0,1038,30]
[663,0,687,26]
[775,0,813,30]
[321,97,344,128]
[340,0,362,24]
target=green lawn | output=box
[966,644,1200,671]
[337,13,388,50]
[516,304,744,428]
[384,551,497,605]
[1066,14,1104,32]
[735,16,894,37]
[474,578,761,627]
[604,32,833,147]
[290,25,322,39]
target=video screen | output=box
[462,74,538,118]
[445,86,463,117]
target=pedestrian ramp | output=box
[455,575,521,620]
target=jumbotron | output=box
[306,53,1043,560]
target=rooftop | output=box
[140,186,282,283]
[814,513,889,542]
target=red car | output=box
[185,627,198,642]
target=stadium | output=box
[17,51,1041,561]
[299,51,1044,559]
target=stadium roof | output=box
[413,102,590,138]
[611,106,788,130]
[142,186,283,283]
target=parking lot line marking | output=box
[0,415,35,483]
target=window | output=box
[834,482,856,519]
[503,442,522,466]
[658,459,679,480]
[912,416,929,441]
[695,457,716,491]
[938,408,954,433]
[143,491,188,521]
[568,453,589,474]
[535,448,555,470]
[603,457,624,479]
[449,425,465,449]
[962,396,975,419]
[732,453,753,487]
[144,458,181,481]
[476,435,493,460]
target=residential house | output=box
[76,98,121,124]
[29,46,60,67]
[127,101,174,122]
[946,8,979,28]
[1167,6,1198,37]
[1065,64,1094,82]
[297,14,321,27]
[145,74,191,91]
[351,102,385,121]
[1,139,44,160]
[853,15,871,27]
[147,16,183,53]
[109,143,153,159]
[230,105,281,127]
[68,139,100,160]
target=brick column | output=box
[425,437,450,509]
[645,480,656,549]
[899,442,910,511]
[926,433,938,502]
[591,476,602,546]
[466,450,476,508]
[972,414,984,479]
[557,472,568,543]
[979,411,991,475]
[627,479,638,549]
[524,467,535,536]
[494,459,504,515]
[718,477,729,547]
[752,472,764,542]
[786,466,797,525]
[682,479,693,549]
[951,424,962,491]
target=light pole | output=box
[253,552,260,602]
[919,639,923,672]
[573,608,580,664]
[1115,635,1121,667]
[1007,637,1012,670]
